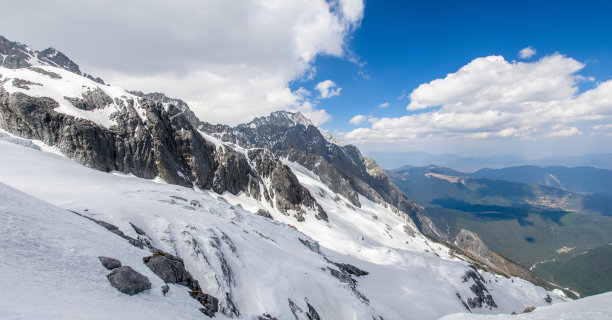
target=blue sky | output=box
[301,0,612,129]
[3,0,612,158]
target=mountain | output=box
[198,111,441,240]
[367,151,524,172]
[368,151,612,172]
[0,35,574,318]
[388,165,612,297]
[473,166,612,195]
[0,35,105,84]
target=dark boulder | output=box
[98,256,121,270]
[106,266,151,295]
[143,250,194,285]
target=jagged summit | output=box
[0,35,104,84]
[238,110,314,129]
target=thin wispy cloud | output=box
[519,46,537,59]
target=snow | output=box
[440,291,612,320]
[0,65,148,128]
[0,137,572,319]
[0,183,207,320]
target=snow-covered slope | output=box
[0,182,205,320]
[0,65,146,127]
[440,291,612,320]
[0,133,564,319]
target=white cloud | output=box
[0,0,363,125]
[349,114,377,125]
[519,46,537,59]
[289,101,331,125]
[593,124,612,130]
[338,0,365,23]
[341,53,612,146]
[349,114,367,125]
[547,126,581,137]
[379,102,389,108]
[315,79,342,99]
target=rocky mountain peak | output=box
[0,34,104,84]
[239,110,314,130]
[36,47,82,75]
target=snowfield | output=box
[0,130,570,319]
[0,181,206,320]
[441,291,612,320]
[0,66,148,127]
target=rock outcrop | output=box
[143,249,199,290]
[106,266,151,295]
[454,229,543,285]
[98,256,122,270]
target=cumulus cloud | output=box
[341,53,612,145]
[379,102,389,108]
[519,46,537,59]
[0,0,363,125]
[349,114,367,125]
[315,80,342,98]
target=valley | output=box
[389,165,612,297]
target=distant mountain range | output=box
[388,164,612,297]
[368,151,612,172]
[472,166,612,195]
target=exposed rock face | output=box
[203,110,443,240]
[143,250,199,289]
[461,266,497,310]
[0,89,322,220]
[65,87,113,111]
[106,266,152,295]
[130,90,200,127]
[455,229,490,259]
[29,67,62,79]
[1,35,79,74]
[191,291,219,317]
[0,35,105,84]
[37,48,81,75]
[327,260,369,277]
[0,35,36,69]
[12,78,42,90]
[454,229,542,284]
[299,238,321,254]
[306,302,321,320]
[98,256,122,270]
